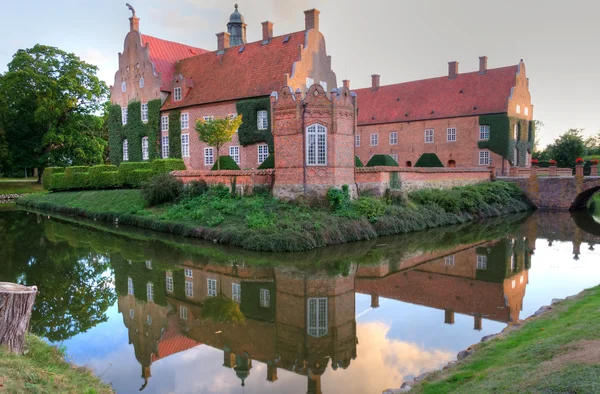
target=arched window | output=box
[516,104,521,114]
[121,81,126,92]
[123,139,129,161]
[142,137,149,161]
[306,124,327,165]
[139,77,144,88]
[448,160,456,168]
[406,161,412,167]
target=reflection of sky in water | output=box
[54,238,600,394]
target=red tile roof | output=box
[151,315,201,362]
[161,31,306,110]
[141,35,209,91]
[355,65,519,126]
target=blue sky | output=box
[2,0,599,147]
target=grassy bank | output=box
[411,285,600,393]
[0,179,44,195]
[18,181,532,252]
[0,335,112,393]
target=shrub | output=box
[89,165,118,176]
[353,197,386,222]
[49,173,67,191]
[182,180,209,199]
[245,211,276,230]
[252,185,271,197]
[206,184,231,199]
[128,169,154,188]
[576,158,584,164]
[64,166,89,177]
[327,185,350,212]
[141,173,184,206]
[151,159,186,174]
[211,156,241,171]
[415,153,444,167]
[366,154,399,167]
[70,172,91,189]
[42,167,65,190]
[94,172,122,189]
[257,154,274,170]
[119,162,153,186]
[355,156,364,167]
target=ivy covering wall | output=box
[477,114,535,166]
[236,97,273,151]
[107,99,162,165]
[168,111,182,159]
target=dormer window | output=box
[139,77,144,88]
[121,82,126,92]
[174,87,182,101]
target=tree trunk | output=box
[0,282,38,354]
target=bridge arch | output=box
[570,183,600,211]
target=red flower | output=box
[576,158,584,164]
[591,159,599,165]
[549,159,557,165]
[531,159,539,165]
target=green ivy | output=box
[147,99,162,160]
[236,97,273,151]
[478,114,534,166]
[168,111,182,159]
[108,104,123,165]
[123,102,144,162]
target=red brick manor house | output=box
[109,4,534,198]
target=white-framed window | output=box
[516,104,521,114]
[203,115,215,122]
[232,283,241,303]
[166,275,173,293]
[513,124,518,140]
[320,81,328,92]
[142,137,149,161]
[308,298,327,338]
[390,132,398,145]
[147,315,152,326]
[479,125,490,140]
[524,107,529,116]
[391,154,398,164]
[139,77,144,88]
[129,309,134,319]
[355,134,360,147]
[141,103,148,123]
[123,139,129,161]
[512,279,516,289]
[185,281,194,297]
[370,133,379,146]
[447,128,456,142]
[445,255,455,266]
[147,283,154,302]
[127,277,134,296]
[258,144,269,164]
[161,115,169,132]
[425,129,434,143]
[228,113,237,120]
[477,255,488,270]
[174,87,182,101]
[306,77,314,88]
[181,134,190,158]
[180,306,188,320]
[181,113,189,129]
[479,150,490,166]
[257,110,268,130]
[260,289,270,308]
[229,146,240,164]
[184,268,193,278]
[207,279,217,297]
[145,260,152,270]
[204,147,214,165]
[121,81,126,92]
[121,106,128,125]
[307,124,327,165]
[162,136,169,158]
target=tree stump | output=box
[0,282,38,354]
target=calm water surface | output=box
[1,205,599,394]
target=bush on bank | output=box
[19,180,532,253]
[43,159,186,191]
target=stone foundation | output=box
[274,183,358,205]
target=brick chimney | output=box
[371,294,380,308]
[479,56,488,74]
[262,21,274,43]
[130,15,140,32]
[304,9,320,31]
[448,61,458,79]
[216,32,230,54]
[444,309,455,324]
[343,80,350,89]
[371,74,380,90]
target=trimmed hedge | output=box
[415,153,444,167]
[257,154,274,170]
[367,154,399,167]
[211,156,241,171]
[45,159,186,191]
[355,156,364,168]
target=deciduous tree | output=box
[195,115,243,170]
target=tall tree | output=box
[0,45,108,181]
[196,115,243,170]
[544,129,587,167]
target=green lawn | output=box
[412,285,600,393]
[0,335,113,394]
[0,179,45,195]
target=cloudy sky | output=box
[1,0,598,147]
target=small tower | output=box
[227,4,247,47]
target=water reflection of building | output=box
[114,235,530,392]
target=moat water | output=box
[1,200,599,394]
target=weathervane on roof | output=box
[126,3,136,18]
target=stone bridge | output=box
[500,174,600,210]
